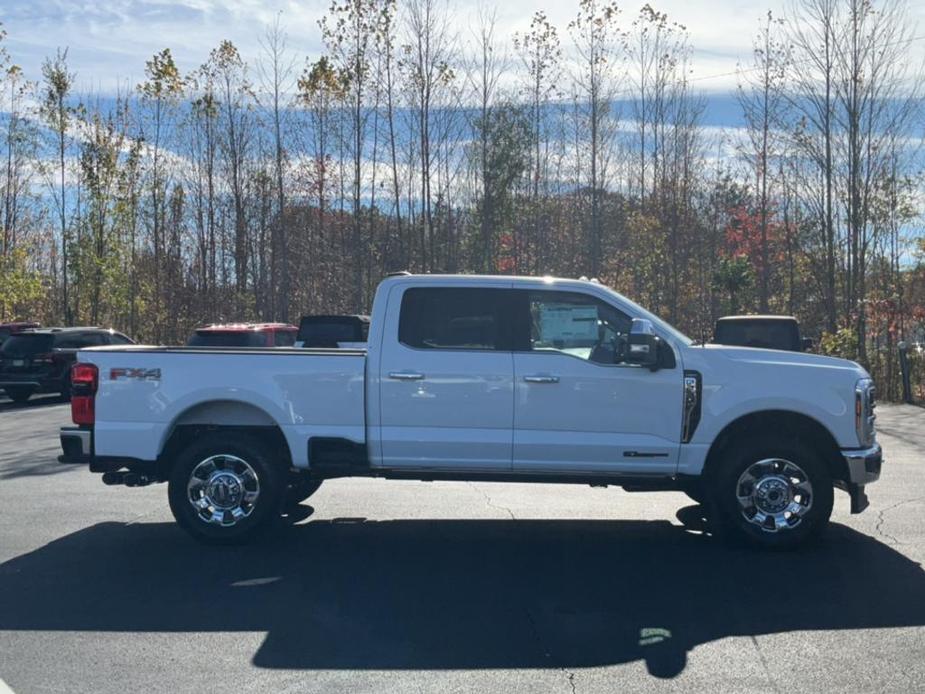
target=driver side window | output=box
[527,291,633,365]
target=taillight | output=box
[71,363,99,426]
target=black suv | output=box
[0,328,134,404]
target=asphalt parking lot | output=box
[0,397,923,693]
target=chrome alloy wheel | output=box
[735,458,813,532]
[187,454,261,527]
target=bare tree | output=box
[737,11,790,312]
[514,10,561,273]
[568,0,623,277]
[206,41,254,301]
[40,49,76,322]
[258,16,296,320]
[786,0,840,332]
[137,48,184,340]
[466,7,507,271]
[400,0,456,272]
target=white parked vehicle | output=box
[59,274,882,548]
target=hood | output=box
[694,343,870,380]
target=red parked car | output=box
[186,323,298,347]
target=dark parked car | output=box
[186,323,298,347]
[296,315,370,347]
[0,327,134,403]
[713,315,813,352]
[0,321,41,347]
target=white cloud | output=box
[3,0,924,104]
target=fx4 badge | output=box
[110,367,161,381]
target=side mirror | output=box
[626,318,660,369]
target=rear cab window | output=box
[398,288,510,351]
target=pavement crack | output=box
[467,482,516,520]
[873,496,924,546]
[750,635,779,694]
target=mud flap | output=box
[849,484,869,514]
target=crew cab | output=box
[58,275,882,548]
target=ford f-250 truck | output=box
[58,274,882,548]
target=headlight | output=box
[855,378,876,447]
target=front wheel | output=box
[709,437,833,550]
[168,432,286,545]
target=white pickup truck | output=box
[59,274,882,548]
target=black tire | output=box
[708,436,833,550]
[682,483,705,505]
[5,386,34,404]
[168,432,286,545]
[285,476,323,508]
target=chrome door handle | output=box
[523,374,559,384]
[388,371,424,381]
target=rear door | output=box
[377,284,515,470]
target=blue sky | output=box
[2,0,924,103]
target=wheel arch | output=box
[702,409,847,484]
[157,399,293,476]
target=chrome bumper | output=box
[839,442,882,514]
[842,442,882,485]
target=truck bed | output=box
[81,346,367,468]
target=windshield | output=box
[598,284,693,346]
[187,331,270,347]
[0,334,54,355]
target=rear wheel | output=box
[709,436,833,549]
[4,386,34,404]
[168,432,285,545]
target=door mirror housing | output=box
[625,318,660,370]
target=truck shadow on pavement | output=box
[0,515,922,679]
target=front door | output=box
[378,285,514,470]
[511,289,683,475]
